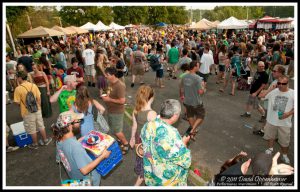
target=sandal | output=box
[189,129,198,141]
[117,139,124,148]
[121,143,130,155]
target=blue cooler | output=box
[88,141,123,176]
[10,121,33,147]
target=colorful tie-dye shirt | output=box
[140,117,191,186]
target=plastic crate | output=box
[14,132,33,147]
[88,141,122,176]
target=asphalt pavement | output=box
[5,68,295,187]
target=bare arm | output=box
[42,72,50,95]
[252,83,267,97]
[130,111,138,148]
[50,85,67,103]
[92,99,105,114]
[80,147,111,175]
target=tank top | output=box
[135,110,151,139]
[32,73,47,86]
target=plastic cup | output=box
[278,111,284,119]
[247,77,253,84]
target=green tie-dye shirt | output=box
[141,118,191,186]
[58,90,76,113]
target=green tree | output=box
[112,6,148,25]
[167,6,189,24]
[146,6,169,25]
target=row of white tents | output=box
[17,21,132,38]
[80,21,136,31]
[189,17,249,30]
[189,16,294,30]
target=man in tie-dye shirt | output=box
[141,99,191,186]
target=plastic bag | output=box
[93,111,110,134]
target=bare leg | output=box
[134,176,144,186]
[39,128,48,141]
[257,105,265,116]
[231,79,235,95]
[115,132,128,145]
[30,133,38,145]
[268,139,275,149]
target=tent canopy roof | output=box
[80,22,101,31]
[217,16,248,29]
[51,25,74,35]
[18,26,64,38]
[65,26,89,34]
[95,21,111,31]
[109,22,125,30]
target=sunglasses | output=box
[277,82,288,86]
[71,119,83,125]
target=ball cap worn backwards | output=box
[56,111,84,129]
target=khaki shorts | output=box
[132,65,145,76]
[85,64,96,76]
[184,103,206,119]
[23,110,45,134]
[246,95,261,109]
[168,63,178,72]
[263,122,291,147]
[107,113,124,134]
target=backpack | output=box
[149,55,161,71]
[21,84,38,113]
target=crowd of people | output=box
[6,25,295,186]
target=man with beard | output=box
[52,110,111,186]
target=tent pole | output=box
[6,22,17,57]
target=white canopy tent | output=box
[80,22,101,31]
[125,24,135,28]
[96,21,111,31]
[217,16,248,29]
[109,22,125,30]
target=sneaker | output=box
[253,130,264,137]
[281,155,290,164]
[265,148,273,155]
[6,146,19,153]
[28,143,39,150]
[259,116,266,123]
[240,112,251,117]
[43,138,53,146]
[39,139,45,146]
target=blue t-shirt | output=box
[72,104,94,137]
[57,137,101,186]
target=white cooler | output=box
[10,121,32,147]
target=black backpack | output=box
[149,55,161,71]
[21,85,38,113]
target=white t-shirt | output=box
[199,53,214,74]
[82,48,95,66]
[264,88,294,127]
